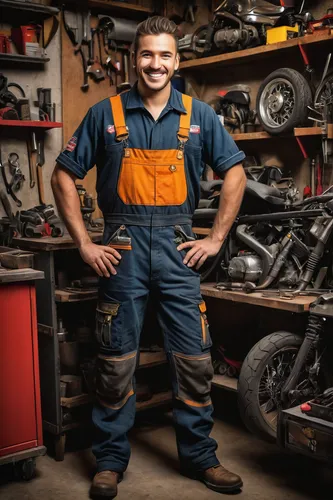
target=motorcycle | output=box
[238,292,333,442]
[178,0,307,58]
[194,178,333,292]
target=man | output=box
[52,16,246,499]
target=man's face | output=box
[134,34,179,92]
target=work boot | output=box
[198,464,243,493]
[89,470,123,499]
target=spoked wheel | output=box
[257,346,301,431]
[238,331,303,442]
[259,78,295,129]
[314,71,333,109]
[256,68,312,135]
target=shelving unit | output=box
[0,0,59,17]
[0,120,63,130]
[0,53,50,65]
[179,32,333,71]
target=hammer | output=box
[117,50,131,94]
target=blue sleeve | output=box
[56,108,100,179]
[202,106,245,176]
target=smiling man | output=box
[52,16,246,499]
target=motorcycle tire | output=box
[314,71,333,109]
[256,68,312,135]
[238,331,303,442]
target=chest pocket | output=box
[117,148,188,206]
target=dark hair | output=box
[133,16,178,54]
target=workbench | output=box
[11,233,171,461]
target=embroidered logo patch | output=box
[107,124,115,134]
[190,125,200,134]
[65,136,77,152]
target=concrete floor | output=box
[1,391,333,500]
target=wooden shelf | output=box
[12,232,102,251]
[139,351,167,368]
[61,0,152,18]
[179,32,333,71]
[294,127,323,137]
[0,0,59,16]
[212,374,237,392]
[201,283,317,313]
[229,128,324,142]
[136,391,172,411]
[55,288,98,303]
[231,131,271,141]
[0,53,50,64]
[61,394,92,408]
[0,120,63,130]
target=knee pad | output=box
[96,351,137,409]
[173,352,214,407]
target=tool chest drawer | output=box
[278,406,333,464]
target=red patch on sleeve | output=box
[65,136,77,152]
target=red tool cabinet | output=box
[0,269,46,479]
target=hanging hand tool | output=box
[0,189,21,237]
[86,28,105,82]
[316,156,323,195]
[36,136,46,206]
[42,15,59,49]
[8,153,25,193]
[183,0,197,24]
[117,49,131,94]
[63,9,89,92]
[27,132,37,188]
[0,148,24,207]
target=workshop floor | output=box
[1,390,333,500]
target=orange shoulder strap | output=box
[109,95,129,141]
[178,94,192,141]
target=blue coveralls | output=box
[56,83,245,474]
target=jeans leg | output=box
[155,226,219,472]
[92,224,150,472]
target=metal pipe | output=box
[246,238,295,291]
[236,224,275,284]
[295,219,333,292]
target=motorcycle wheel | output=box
[314,71,333,109]
[238,331,303,442]
[256,68,312,135]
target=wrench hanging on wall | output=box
[63,9,89,92]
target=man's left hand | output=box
[177,236,223,270]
